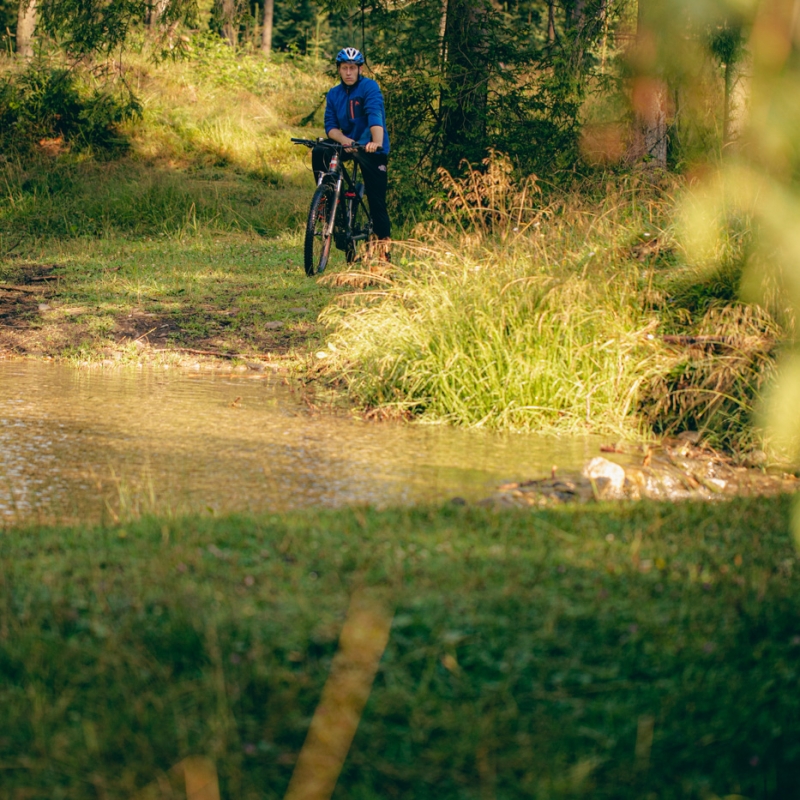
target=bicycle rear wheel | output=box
[345,187,373,264]
[304,184,335,277]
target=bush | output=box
[316,160,664,435]
[0,61,140,154]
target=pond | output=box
[0,361,601,526]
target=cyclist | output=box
[312,47,391,261]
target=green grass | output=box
[0,41,345,363]
[2,498,800,798]
[0,234,346,362]
[320,239,659,435]
[1,156,308,240]
[0,38,327,243]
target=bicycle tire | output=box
[345,198,360,264]
[346,187,372,264]
[304,184,335,277]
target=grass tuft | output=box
[315,158,791,452]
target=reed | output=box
[319,161,664,435]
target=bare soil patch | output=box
[0,262,61,357]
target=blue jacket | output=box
[324,76,390,155]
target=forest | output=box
[0,0,760,186]
[3,0,798,454]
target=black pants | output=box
[312,143,391,240]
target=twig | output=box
[0,235,24,257]
[133,327,158,342]
[0,285,40,294]
[662,334,774,350]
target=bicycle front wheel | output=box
[304,184,335,277]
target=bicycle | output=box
[291,138,376,277]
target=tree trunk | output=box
[441,0,490,171]
[724,48,751,149]
[628,0,668,168]
[569,0,586,28]
[638,79,668,166]
[439,0,448,65]
[222,0,237,47]
[16,0,37,58]
[547,0,555,42]
[261,0,273,55]
[148,0,169,29]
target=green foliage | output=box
[639,220,787,452]
[317,164,660,434]
[0,0,15,53]
[351,0,619,220]
[37,0,197,57]
[665,258,744,315]
[0,62,140,154]
[1,163,293,238]
[641,303,782,451]
[707,20,746,67]
[272,0,321,54]
[0,43,327,243]
[1,498,800,797]
[187,31,325,104]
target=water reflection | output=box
[0,361,599,525]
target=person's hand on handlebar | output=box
[344,139,382,153]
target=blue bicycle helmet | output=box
[335,47,365,65]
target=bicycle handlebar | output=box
[291,137,383,154]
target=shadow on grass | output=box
[0,154,311,243]
[1,498,799,798]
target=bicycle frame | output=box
[292,138,374,247]
[319,146,370,246]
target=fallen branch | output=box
[0,285,42,294]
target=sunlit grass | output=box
[322,242,660,435]
[316,158,790,451]
[0,36,326,243]
[1,234,338,363]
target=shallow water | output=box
[0,361,600,526]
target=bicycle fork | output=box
[325,176,343,238]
